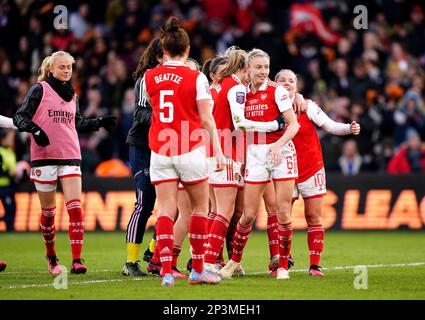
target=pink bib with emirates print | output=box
[30,81,81,162]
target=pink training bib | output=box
[30,81,81,162]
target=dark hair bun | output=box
[165,17,180,32]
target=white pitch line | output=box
[5,269,118,275]
[250,261,425,275]
[3,261,425,290]
[4,276,157,289]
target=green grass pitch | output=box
[1,231,424,300]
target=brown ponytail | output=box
[133,38,164,80]
[159,17,190,58]
[216,49,247,83]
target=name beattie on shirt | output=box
[154,73,183,84]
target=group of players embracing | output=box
[122,16,361,287]
[0,16,360,286]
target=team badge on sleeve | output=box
[236,92,245,104]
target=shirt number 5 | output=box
[159,90,174,123]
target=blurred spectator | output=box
[330,58,351,97]
[393,92,425,146]
[69,3,90,39]
[0,58,16,117]
[117,87,135,162]
[0,128,17,232]
[406,5,425,58]
[338,139,364,175]
[350,101,379,170]
[350,59,373,101]
[0,0,424,174]
[385,42,413,85]
[387,130,425,174]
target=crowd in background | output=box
[0,0,424,175]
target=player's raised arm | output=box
[306,100,361,136]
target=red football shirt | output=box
[213,75,246,162]
[206,81,220,158]
[145,61,211,156]
[245,80,292,144]
[292,100,325,183]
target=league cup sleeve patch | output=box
[236,92,245,104]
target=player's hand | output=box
[293,93,307,115]
[98,115,118,132]
[268,143,283,167]
[350,121,361,135]
[275,114,286,131]
[215,152,226,172]
[29,122,50,147]
[240,163,246,176]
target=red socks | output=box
[40,208,56,257]
[156,215,174,276]
[278,222,293,270]
[66,200,84,261]
[226,217,239,260]
[172,244,181,268]
[204,214,229,264]
[207,211,217,231]
[230,221,252,263]
[151,242,161,264]
[267,212,279,259]
[188,214,208,273]
[308,224,324,266]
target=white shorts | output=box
[244,141,298,184]
[30,165,82,192]
[150,146,208,185]
[208,157,243,188]
[293,167,327,200]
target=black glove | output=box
[275,114,286,131]
[98,115,118,132]
[28,122,50,147]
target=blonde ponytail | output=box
[38,56,52,81]
[217,49,247,83]
[37,51,75,81]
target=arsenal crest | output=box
[35,169,42,177]
[261,93,267,100]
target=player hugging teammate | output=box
[0,16,362,285]
[117,16,362,287]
